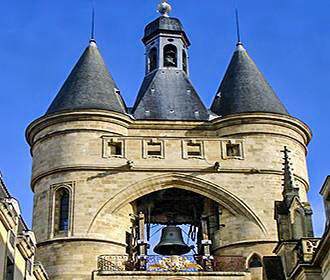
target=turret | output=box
[211,42,288,117]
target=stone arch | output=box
[87,173,267,235]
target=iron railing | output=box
[97,255,210,272]
[98,255,135,272]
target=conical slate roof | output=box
[211,43,288,117]
[46,40,126,115]
[132,69,209,121]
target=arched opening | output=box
[164,44,177,67]
[148,47,157,73]
[182,50,187,73]
[54,188,70,232]
[248,254,263,268]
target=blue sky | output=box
[0,0,329,237]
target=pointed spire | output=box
[211,43,288,117]
[91,7,96,41]
[282,146,300,206]
[235,8,242,45]
[46,42,127,115]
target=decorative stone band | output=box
[30,165,310,193]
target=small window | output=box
[182,50,187,73]
[59,190,69,231]
[143,139,164,159]
[26,259,32,276]
[8,231,16,248]
[103,138,125,158]
[6,257,14,280]
[187,143,202,157]
[221,140,244,160]
[148,47,157,72]
[164,44,177,67]
[109,142,123,157]
[147,142,162,157]
[249,255,262,268]
[226,143,241,157]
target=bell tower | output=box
[26,1,315,280]
[144,1,190,75]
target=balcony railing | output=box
[98,255,135,272]
[147,255,204,272]
[97,255,246,273]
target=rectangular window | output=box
[143,139,164,159]
[26,259,32,276]
[226,143,241,157]
[182,140,204,159]
[109,142,123,156]
[187,143,202,157]
[102,137,125,158]
[6,257,14,280]
[221,140,244,160]
[147,142,162,156]
[8,231,16,248]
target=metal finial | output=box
[91,7,95,41]
[157,0,172,17]
[235,8,242,45]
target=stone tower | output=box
[26,2,313,280]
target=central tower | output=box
[132,1,209,121]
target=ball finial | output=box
[157,0,172,17]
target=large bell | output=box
[154,225,191,255]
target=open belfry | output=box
[24,1,327,280]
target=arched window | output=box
[148,47,157,72]
[249,254,262,268]
[182,50,187,73]
[163,44,177,67]
[59,189,69,231]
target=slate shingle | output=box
[211,43,288,117]
[132,69,209,121]
[46,40,127,115]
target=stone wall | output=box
[26,110,312,279]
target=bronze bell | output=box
[154,225,191,255]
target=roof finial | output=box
[157,0,172,17]
[90,6,96,42]
[235,8,242,46]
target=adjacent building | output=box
[0,177,49,280]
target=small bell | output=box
[154,225,191,255]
